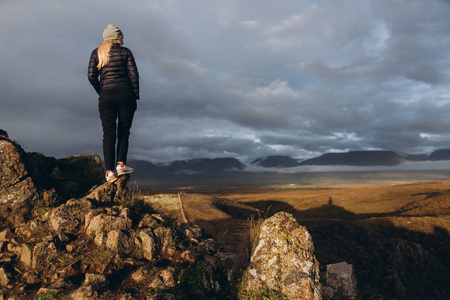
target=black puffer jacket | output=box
[88,44,139,99]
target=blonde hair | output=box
[97,39,121,70]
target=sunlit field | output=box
[140,173,450,299]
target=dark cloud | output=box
[1,0,450,164]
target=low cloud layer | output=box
[1,0,450,163]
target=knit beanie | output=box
[103,24,124,41]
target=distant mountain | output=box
[429,149,450,161]
[128,159,163,180]
[169,158,245,173]
[130,157,245,177]
[128,149,450,179]
[299,151,404,166]
[252,156,300,168]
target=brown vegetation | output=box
[143,181,450,299]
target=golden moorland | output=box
[141,176,450,298]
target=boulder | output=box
[84,273,108,288]
[153,226,174,255]
[160,267,176,288]
[138,214,160,228]
[184,225,203,244]
[325,262,357,299]
[131,266,152,283]
[0,134,104,226]
[0,268,11,287]
[177,254,228,298]
[23,153,104,201]
[0,139,37,209]
[179,250,200,264]
[84,213,132,237]
[0,129,8,137]
[113,174,132,203]
[245,212,321,300]
[84,175,131,205]
[84,182,117,205]
[149,268,177,290]
[50,204,81,235]
[0,229,12,242]
[106,230,133,254]
[23,271,40,285]
[32,240,57,270]
[70,285,96,300]
[19,244,33,268]
[135,229,156,261]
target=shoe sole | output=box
[117,170,134,176]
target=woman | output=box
[88,24,139,182]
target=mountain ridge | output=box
[131,149,450,173]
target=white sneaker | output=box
[106,171,118,183]
[116,164,134,176]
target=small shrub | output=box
[83,246,115,267]
[35,189,59,208]
[177,263,207,297]
[120,184,149,209]
[227,215,265,299]
[238,285,290,300]
[237,215,264,265]
[31,290,57,300]
[128,198,155,215]
[31,290,71,300]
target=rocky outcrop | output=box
[322,262,357,299]
[1,131,370,299]
[0,131,103,227]
[244,212,322,300]
[0,171,234,299]
[0,139,37,207]
[0,129,8,137]
[23,152,104,202]
[0,136,38,226]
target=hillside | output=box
[0,134,238,300]
[152,182,450,299]
[2,130,450,299]
[1,132,332,299]
[251,155,300,168]
[128,149,450,183]
[299,150,403,166]
[429,149,450,160]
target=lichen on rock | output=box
[0,139,38,217]
[245,211,322,300]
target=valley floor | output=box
[141,180,450,299]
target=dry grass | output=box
[225,182,450,220]
[139,180,450,299]
[234,215,264,265]
[142,193,184,222]
[142,181,450,251]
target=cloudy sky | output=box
[1,0,450,164]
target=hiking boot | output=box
[106,171,117,183]
[116,163,134,176]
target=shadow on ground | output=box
[207,198,450,300]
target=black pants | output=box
[98,90,137,171]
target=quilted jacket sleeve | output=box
[87,49,100,95]
[126,49,140,100]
